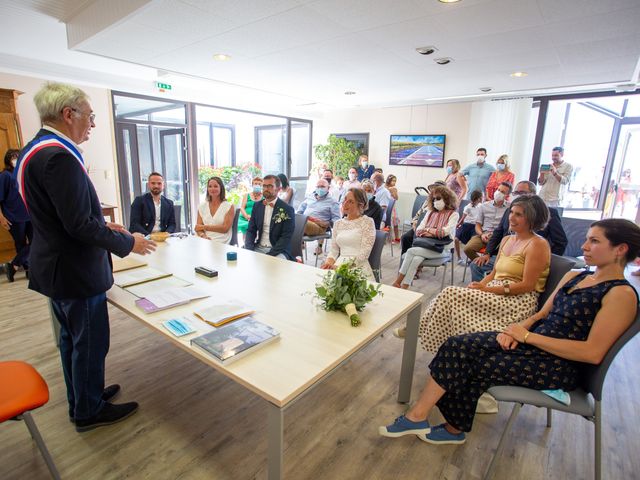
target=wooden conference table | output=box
[107,236,423,479]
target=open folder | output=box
[113,266,172,288]
[193,302,254,328]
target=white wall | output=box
[0,71,121,218]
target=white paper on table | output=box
[125,276,192,297]
[144,286,210,309]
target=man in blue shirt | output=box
[297,178,341,237]
[461,148,495,199]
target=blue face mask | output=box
[497,163,505,171]
[315,187,328,197]
[252,185,262,193]
[366,193,374,201]
[446,166,453,175]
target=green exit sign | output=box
[155,82,172,91]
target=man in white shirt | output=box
[538,146,573,207]
[245,175,295,260]
[463,182,512,260]
[371,172,392,213]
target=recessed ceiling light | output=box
[434,57,453,65]
[438,0,461,3]
[510,71,528,78]
[344,91,357,95]
[213,53,231,61]
[479,87,493,92]
[416,46,438,55]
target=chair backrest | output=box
[229,208,241,246]
[410,193,427,220]
[173,204,182,232]
[291,214,308,259]
[384,197,396,227]
[288,187,296,206]
[580,308,640,401]
[537,254,576,309]
[561,217,593,257]
[368,231,387,282]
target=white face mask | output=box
[494,191,505,202]
[476,155,486,164]
[434,199,445,211]
[348,173,356,181]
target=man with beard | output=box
[129,172,177,235]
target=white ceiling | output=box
[2,0,640,113]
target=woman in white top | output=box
[343,167,361,190]
[321,188,376,280]
[392,185,459,289]
[195,176,235,243]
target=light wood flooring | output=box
[1,242,639,480]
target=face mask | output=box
[366,193,374,201]
[446,166,453,175]
[348,173,356,181]
[496,163,505,171]
[315,187,328,197]
[252,185,262,194]
[361,162,368,168]
[477,155,485,164]
[434,199,445,211]
[494,191,505,202]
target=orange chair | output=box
[0,361,61,480]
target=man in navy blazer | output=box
[16,82,156,432]
[129,172,176,235]
[470,181,568,282]
[245,174,295,260]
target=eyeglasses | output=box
[71,108,96,123]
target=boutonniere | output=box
[273,208,291,224]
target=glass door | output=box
[115,123,140,227]
[159,128,189,231]
[256,125,285,175]
[605,124,640,222]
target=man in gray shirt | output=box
[463,182,512,260]
[538,146,573,207]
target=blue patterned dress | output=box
[428,271,637,432]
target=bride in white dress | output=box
[321,188,376,280]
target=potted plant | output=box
[314,261,382,326]
[313,135,362,178]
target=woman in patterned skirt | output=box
[380,218,639,444]
[419,194,551,353]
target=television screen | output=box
[389,134,446,167]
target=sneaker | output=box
[75,401,139,432]
[418,423,466,445]
[378,415,430,438]
[392,327,406,338]
[69,384,122,422]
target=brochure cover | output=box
[190,316,279,364]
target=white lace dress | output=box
[327,215,376,280]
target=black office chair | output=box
[173,204,182,232]
[485,309,640,480]
[229,208,241,246]
[401,187,428,235]
[537,254,576,309]
[382,197,396,256]
[368,231,387,282]
[291,214,308,261]
[561,217,593,269]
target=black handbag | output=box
[411,236,452,253]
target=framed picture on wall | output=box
[332,132,369,156]
[389,134,446,167]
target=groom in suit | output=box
[129,172,177,235]
[245,174,295,260]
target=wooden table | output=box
[100,203,117,223]
[107,236,423,479]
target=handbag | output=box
[411,235,452,253]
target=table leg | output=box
[267,402,283,480]
[397,303,421,404]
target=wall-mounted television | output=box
[389,134,446,168]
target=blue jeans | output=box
[470,256,495,282]
[51,293,110,420]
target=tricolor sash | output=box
[15,133,86,210]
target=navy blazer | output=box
[129,192,176,235]
[19,129,134,299]
[486,206,568,256]
[357,165,375,181]
[244,198,295,260]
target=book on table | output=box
[125,275,192,298]
[113,266,172,288]
[193,302,254,327]
[135,286,210,313]
[112,256,148,273]
[190,316,280,364]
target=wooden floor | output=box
[1,242,639,480]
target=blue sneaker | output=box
[379,415,430,438]
[418,423,466,445]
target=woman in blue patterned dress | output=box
[380,218,639,444]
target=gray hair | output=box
[515,180,537,194]
[34,82,90,123]
[361,179,374,192]
[510,194,549,232]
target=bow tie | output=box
[263,200,275,207]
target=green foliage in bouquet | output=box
[314,261,382,327]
